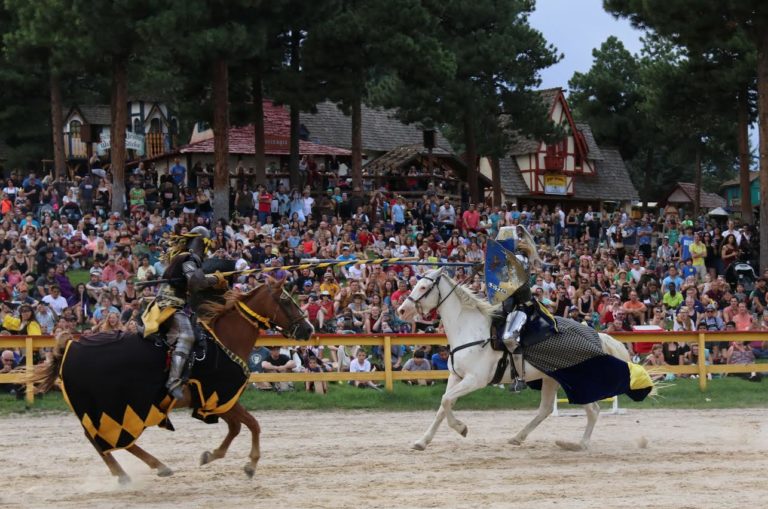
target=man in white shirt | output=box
[722,220,742,245]
[302,190,315,218]
[41,286,68,316]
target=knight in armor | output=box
[486,226,558,352]
[141,226,228,400]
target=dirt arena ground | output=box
[1,407,766,509]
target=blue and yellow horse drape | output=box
[59,330,249,453]
[523,317,653,404]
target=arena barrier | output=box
[1,331,766,405]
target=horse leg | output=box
[556,401,600,451]
[126,444,174,477]
[85,432,130,484]
[509,376,558,446]
[200,409,242,466]
[229,403,261,478]
[439,373,486,438]
[412,373,459,451]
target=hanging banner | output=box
[544,174,567,195]
[97,131,145,156]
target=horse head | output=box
[240,277,315,340]
[397,267,444,320]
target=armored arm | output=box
[182,259,226,292]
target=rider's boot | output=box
[166,334,195,400]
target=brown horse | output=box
[30,279,313,483]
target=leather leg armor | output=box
[166,311,196,400]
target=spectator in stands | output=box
[402,349,433,385]
[349,349,380,390]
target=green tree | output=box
[304,0,454,194]
[381,0,560,204]
[605,0,768,270]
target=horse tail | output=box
[599,332,660,397]
[598,332,631,362]
[26,331,72,393]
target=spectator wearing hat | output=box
[347,292,369,332]
[320,273,340,298]
[568,305,588,326]
[317,291,335,331]
[698,304,724,331]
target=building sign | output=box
[97,131,145,156]
[544,174,567,195]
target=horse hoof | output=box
[200,451,214,465]
[555,440,585,451]
[118,474,131,485]
[509,438,523,446]
[412,442,426,451]
[459,425,468,438]
[244,464,255,478]
[157,466,174,477]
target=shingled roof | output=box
[63,105,113,125]
[300,101,449,153]
[497,147,638,202]
[180,124,350,156]
[665,182,726,209]
[720,171,759,189]
[576,148,638,201]
[506,88,562,156]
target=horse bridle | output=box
[236,287,307,339]
[406,273,460,317]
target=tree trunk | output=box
[491,155,502,206]
[288,29,301,189]
[289,105,301,188]
[693,144,702,220]
[463,111,479,204]
[757,33,768,272]
[253,66,266,187]
[110,58,128,214]
[351,96,363,195]
[642,147,654,211]
[49,71,66,180]
[737,83,753,224]
[212,58,230,220]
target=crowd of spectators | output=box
[0,158,765,397]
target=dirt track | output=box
[1,408,766,509]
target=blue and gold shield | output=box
[485,239,528,304]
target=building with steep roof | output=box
[664,182,727,211]
[720,171,760,212]
[487,88,639,211]
[300,101,450,158]
[62,101,179,161]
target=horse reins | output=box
[406,273,460,318]
[235,289,306,339]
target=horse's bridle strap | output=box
[236,301,272,328]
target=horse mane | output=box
[442,273,501,319]
[197,285,263,322]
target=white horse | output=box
[397,267,635,452]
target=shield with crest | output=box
[485,238,528,305]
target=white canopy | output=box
[707,207,730,217]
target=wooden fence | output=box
[1,331,766,405]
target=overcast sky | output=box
[529,0,644,92]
